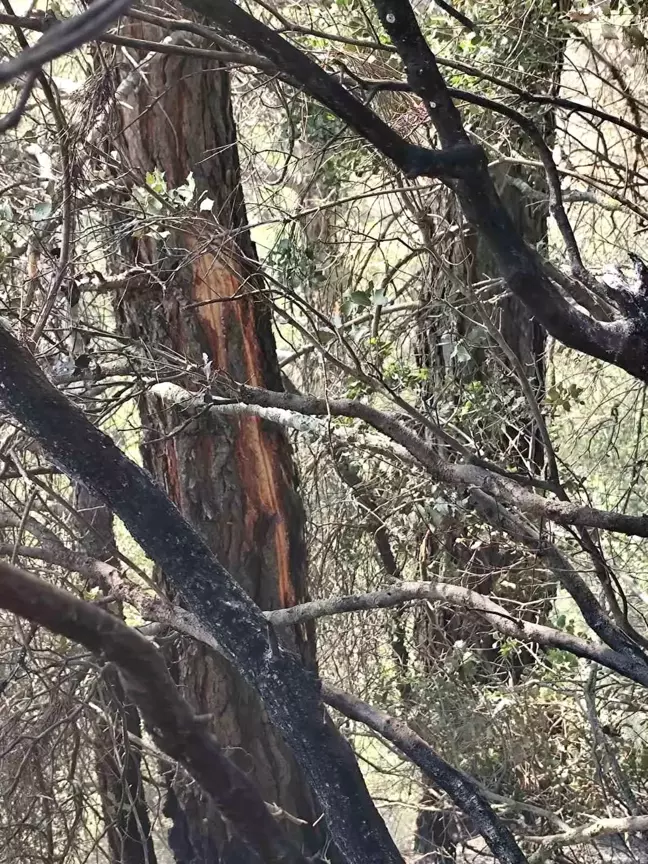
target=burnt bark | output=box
[108,11,322,861]
[0,315,407,864]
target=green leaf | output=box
[145,169,167,195]
[451,341,471,363]
[32,199,52,222]
[371,289,389,306]
[348,290,372,308]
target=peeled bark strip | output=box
[105,10,321,859]
[181,0,648,384]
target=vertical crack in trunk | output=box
[105,9,323,861]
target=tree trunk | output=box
[108,11,322,862]
[412,19,568,850]
[75,484,158,864]
[94,665,158,864]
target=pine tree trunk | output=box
[108,10,322,862]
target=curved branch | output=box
[224,381,648,541]
[180,0,480,179]
[266,582,648,687]
[0,0,132,86]
[0,559,308,864]
[527,814,648,862]
[0,323,405,864]
[321,684,528,864]
[184,0,648,384]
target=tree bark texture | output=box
[75,484,158,864]
[108,13,321,861]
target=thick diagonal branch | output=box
[321,685,528,864]
[180,0,480,179]
[0,324,404,864]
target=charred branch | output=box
[0,559,309,864]
[0,322,405,864]
[321,684,527,864]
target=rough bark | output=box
[108,11,322,860]
[75,484,158,864]
[415,179,549,685]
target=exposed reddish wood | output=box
[191,252,296,607]
[109,8,322,858]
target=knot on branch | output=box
[602,254,648,325]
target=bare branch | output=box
[181,0,481,180]
[265,582,648,687]
[182,0,648,384]
[321,684,527,864]
[528,815,648,861]
[0,559,309,864]
[222,381,648,541]
[0,0,132,86]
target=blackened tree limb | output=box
[0,324,405,864]
[265,582,648,688]
[0,560,308,864]
[321,684,528,864]
[340,66,587,286]
[11,529,646,707]
[0,0,131,85]
[180,0,479,178]
[182,0,648,384]
[131,592,637,862]
[368,0,648,379]
[433,0,476,32]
